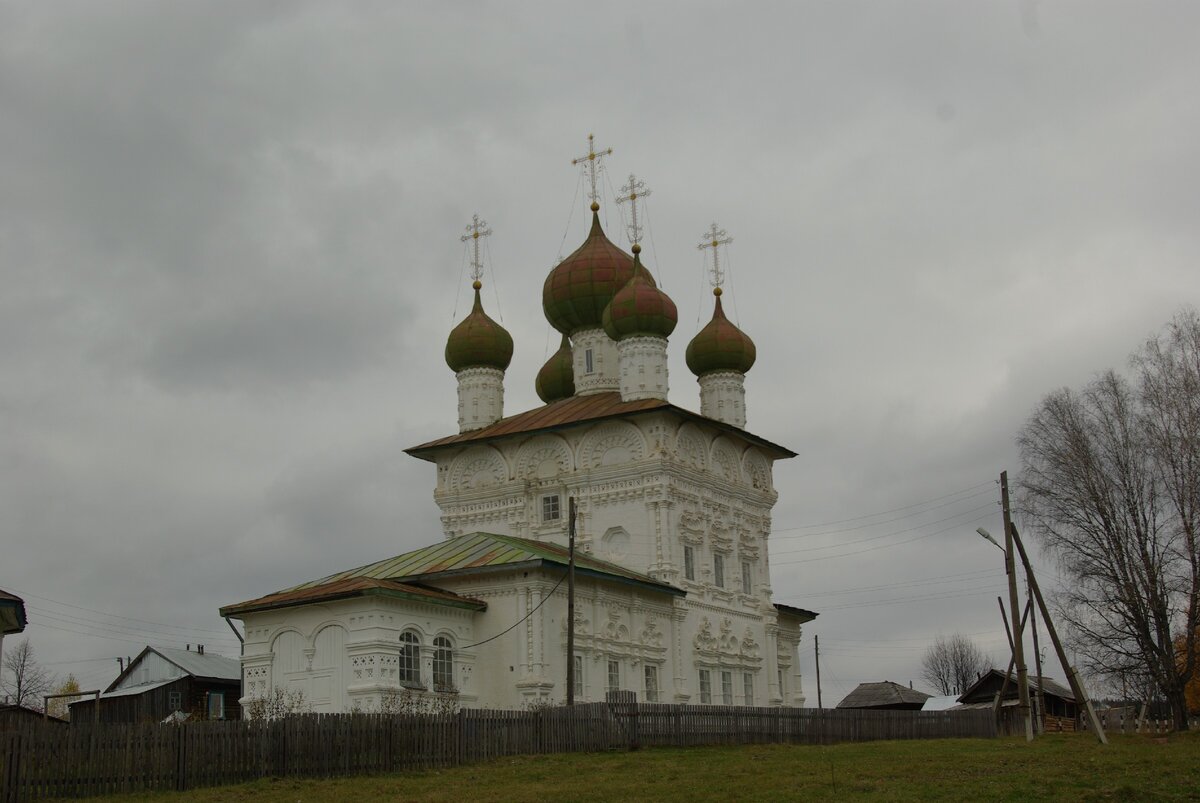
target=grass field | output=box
[75,731,1199,802]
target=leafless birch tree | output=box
[921,633,991,696]
[1018,310,1200,731]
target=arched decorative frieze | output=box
[269,629,307,675]
[673,423,709,471]
[448,445,509,491]
[515,434,573,480]
[578,421,647,469]
[710,437,742,485]
[742,448,772,492]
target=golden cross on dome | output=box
[571,133,613,204]
[616,174,651,246]
[697,222,733,289]
[460,214,492,283]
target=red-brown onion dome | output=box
[685,289,756,376]
[535,334,575,403]
[445,283,514,372]
[542,205,638,335]
[601,250,677,341]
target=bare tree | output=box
[921,633,991,696]
[1018,310,1200,731]
[1,638,54,710]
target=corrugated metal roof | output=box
[92,678,178,699]
[152,647,242,681]
[290,532,681,596]
[774,603,819,622]
[221,576,487,617]
[224,532,683,619]
[405,392,795,459]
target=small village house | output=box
[836,681,932,711]
[69,645,241,723]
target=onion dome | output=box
[601,245,678,341]
[542,203,637,335]
[685,288,756,376]
[445,281,514,372]
[535,334,575,403]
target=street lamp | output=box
[976,527,1003,551]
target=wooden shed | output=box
[836,681,932,711]
[69,645,241,724]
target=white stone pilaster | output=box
[698,371,747,429]
[572,327,620,395]
[617,335,669,401]
[456,366,505,433]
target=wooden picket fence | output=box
[0,701,995,802]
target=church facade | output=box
[221,169,817,713]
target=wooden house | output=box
[955,669,1078,730]
[0,704,66,730]
[69,645,241,724]
[836,681,932,711]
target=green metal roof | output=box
[287,532,683,598]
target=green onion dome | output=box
[445,282,514,372]
[601,247,677,341]
[685,288,756,376]
[542,203,637,335]
[535,334,575,403]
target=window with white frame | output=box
[743,673,754,705]
[741,560,752,594]
[607,659,621,693]
[713,554,725,588]
[207,691,225,720]
[573,654,584,699]
[683,545,695,581]
[433,636,454,691]
[778,669,785,698]
[585,348,594,373]
[400,631,422,686]
[698,669,712,704]
[541,494,561,522]
[721,671,733,705]
[644,665,659,703]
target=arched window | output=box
[432,636,454,692]
[399,631,421,686]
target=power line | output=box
[775,479,995,532]
[458,569,567,651]
[773,502,997,557]
[6,586,231,635]
[771,510,996,566]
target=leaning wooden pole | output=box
[1009,523,1108,745]
[1000,471,1034,741]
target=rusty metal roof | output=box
[238,532,683,609]
[405,392,795,459]
[774,602,819,623]
[221,575,488,618]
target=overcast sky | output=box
[2,1,1197,705]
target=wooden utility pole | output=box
[1000,471,1034,741]
[1008,523,1108,745]
[566,496,577,706]
[1028,578,1048,734]
[814,635,823,709]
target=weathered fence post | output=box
[174,725,186,792]
[3,733,20,803]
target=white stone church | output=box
[221,167,817,713]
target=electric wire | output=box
[771,509,996,565]
[457,567,568,651]
[7,587,232,635]
[772,501,997,556]
[772,480,998,535]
